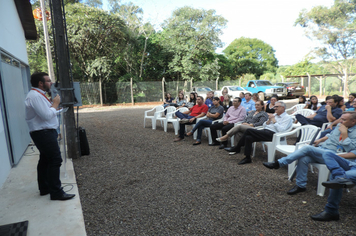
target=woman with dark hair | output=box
[345,93,356,108]
[186,97,224,145]
[216,100,268,146]
[298,95,306,104]
[305,95,321,111]
[163,93,174,108]
[185,92,197,108]
[338,96,346,111]
[265,95,278,114]
[172,93,186,108]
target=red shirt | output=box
[190,104,208,117]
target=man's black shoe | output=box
[219,144,226,149]
[238,157,251,165]
[311,211,340,221]
[287,185,306,195]
[322,178,355,189]
[51,193,76,201]
[263,161,280,169]
[208,142,220,146]
[224,147,235,152]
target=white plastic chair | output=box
[144,105,164,128]
[163,106,179,134]
[286,104,306,115]
[251,120,294,162]
[271,125,320,178]
[201,118,223,144]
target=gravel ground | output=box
[73,104,356,235]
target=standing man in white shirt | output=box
[25,72,75,201]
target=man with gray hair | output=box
[225,101,293,165]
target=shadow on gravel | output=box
[73,107,356,235]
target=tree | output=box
[64,4,128,83]
[159,6,227,81]
[108,0,155,79]
[295,0,356,97]
[223,37,278,78]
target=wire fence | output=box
[78,76,356,105]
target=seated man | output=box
[226,101,292,165]
[174,96,208,142]
[187,97,224,145]
[209,97,246,149]
[263,111,356,195]
[295,95,342,127]
[241,92,256,113]
[310,151,356,221]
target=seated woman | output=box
[186,97,224,145]
[252,93,260,103]
[216,100,268,147]
[345,93,356,108]
[185,92,197,108]
[298,95,306,104]
[220,88,228,102]
[163,93,174,108]
[304,95,321,111]
[172,93,186,108]
[221,94,233,113]
[265,95,278,114]
[338,96,346,111]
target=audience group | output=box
[158,90,356,222]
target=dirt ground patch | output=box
[73,105,356,235]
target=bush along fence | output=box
[79,77,243,106]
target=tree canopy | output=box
[223,37,278,78]
[159,6,227,81]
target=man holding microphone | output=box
[25,72,75,201]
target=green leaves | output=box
[223,37,278,77]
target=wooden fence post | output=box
[215,76,219,90]
[162,77,165,102]
[130,77,134,105]
[99,77,103,106]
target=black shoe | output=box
[51,193,76,201]
[193,142,201,146]
[263,161,280,169]
[322,178,355,189]
[219,144,226,149]
[208,142,220,146]
[238,157,251,165]
[40,190,50,196]
[311,211,340,221]
[224,147,235,152]
[287,185,306,195]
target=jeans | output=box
[319,127,334,139]
[278,146,329,188]
[191,120,213,141]
[322,152,356,214]
[175,111,196,139]
[30,129,64,197]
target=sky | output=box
[103,0,335,66]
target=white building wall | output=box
[0,0,30,188]
[0,0,29,63]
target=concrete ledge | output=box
[0,145,86,236]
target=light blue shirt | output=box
[323,123,356,155]
[241,99,256,113]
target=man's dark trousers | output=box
[295,114,324,127]
[210,122,234,146]
[233,129,275,157]
[30,129,63,197]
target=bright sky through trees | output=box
[103,0,334,66]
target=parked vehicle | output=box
[184,87,214,100]
[243,80,287,100]
[274,82,305,98]
[214,86,248,98]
